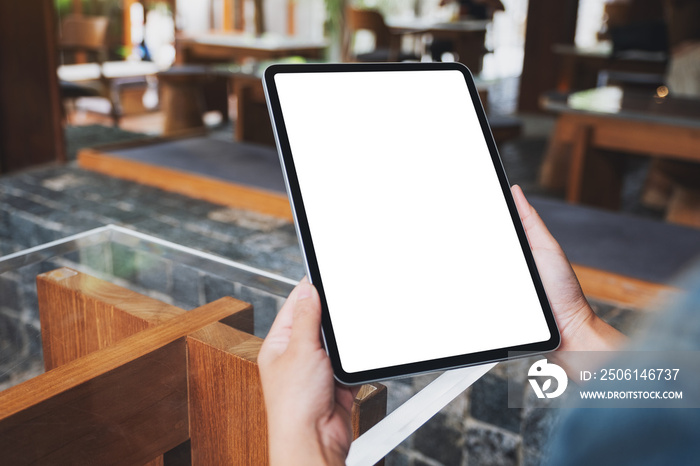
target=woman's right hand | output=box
[511,186,625,376]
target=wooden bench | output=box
[78,134,294,220]
[531,197,700,309]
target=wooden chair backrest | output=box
[346,7,392,49]
[59,14,109,63]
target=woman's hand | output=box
[511,186,625,375]
[258,279,357,466]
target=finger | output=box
[261,278,309,361]
[349,384,361,400]
[288,281,323,351]
[266,277,309,338]
[511,185,559,251]
[335,383,360,419]
[511,185,585,304]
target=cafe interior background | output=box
[1,0,699,465]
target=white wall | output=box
[176,0,212,33]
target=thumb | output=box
[511,185,560,252]
[289,282,323,351]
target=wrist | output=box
[268,431,323,466]
[558,304,624,353]
[268,428,346,466]
[552,310,626,380]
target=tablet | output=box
[263,62,559,384]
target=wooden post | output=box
[566,124,593,204]
[352,384,388,439]
[223,0,245,32]
[187,324,268,463]
[517,0,579,113]
[287,0,296,35]
[235,0,245,31]
[123,0,137,57]
[0,0,66,173]
[223,0,233,31]
[566,125,624,209]
[254,0,265,35]
[2,282,244,465]
[539,114,576,191]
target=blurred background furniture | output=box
[57,14,115,124]
[176,33,327,64]
[58,60,160,127]
[552,42,668,93]
[344,7,422,63]
[57,11,162,127]
[387,17,490,73]
[157,66,212,135]
[77,134,291,219]
[58,14,109,64]
[539,86,700,228]
[174,33,327,124]
[233,72,276,146]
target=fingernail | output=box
[296,282,312,300]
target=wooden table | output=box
[174,34,325,122]
[553,43,668,92]
[0,227,389,464]
[177,33,327,64]
[386,18,489,73]
[539,86,700,223]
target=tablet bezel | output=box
[263,62,560,384]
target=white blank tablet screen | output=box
[274,70,551,374]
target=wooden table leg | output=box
[566,124,593,203]
[567,125,624,209]
[233,75,275,146]
[159,73,208,135]
[539,116,574,192]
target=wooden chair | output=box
[57,14,115,124]
[0,268,387,464]
[58,14,109,65]
[344,8,420,62]
[58,14,151,126]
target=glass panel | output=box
[0,225,296,392]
